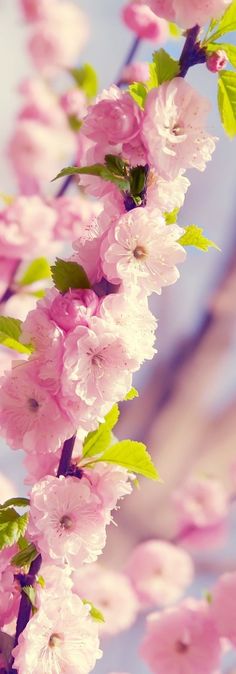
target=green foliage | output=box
[151,49,179,86]
[68,115,83,132]
[11,542,38,568]
[218,70,236,137]
[129,165,147,196]
[70,63,98,98]
[178,225,220,251]
[104,154,127,176]
[205,0,236,42]
[22,585,37,613]
[128,82,147,109]
[96,440,159,480]
[82,404,120,458]
[165,208,180,225]
[19,258,51,287]
[52,164,130,192]
[0,316,32,354]
[0,508,28,551]
[0,497,30,510]
[51,258,91,294]
[125,387,139,401]
[168,22,182,38]
[82,600,105,623]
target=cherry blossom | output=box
[146,0,230,28]
[211,572,236,646]
[122,3,168,41]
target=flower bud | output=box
[206,49,228,73]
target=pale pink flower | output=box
[24,451,61,485]
[146,170,190,212]
[36,564,73,607]
[99,292,157,364]
[101,207,186,295]
[211,572,236,646]
[60,88,87,121]
[83,85,142,146]
[73,563,139,636]
[12,592,102,674]
[0,547,20,628]
[126,540,193,608]
[173,476,228,530]
[142,78,216,179]
[19,78,68,128]
[71,214,106,285]
[50,195,101,243]
[0,360,74,454]
[50,289,100,332]
[140,600,221,674]
[122,3,168,41]
[84,463,133,516]
[0,196,57,259]
[120,61,150,84]
[147,0,230,29]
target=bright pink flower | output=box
[99,292,157,364]
[0,547,20,628]
[51,195,101,243]
[122,3,168,41]
[50,289,100,332]
[28,475,107,567]
[12,592,102,674]
[101,207,186,295]
[173,476,228,529]
[140,600,221,674]
[126,540,193,608]
[0,196,57,259]
[0,360,74,454]
[211,572,236,646]
[142,79,216,179]
[83,85,142,146]
[147,0,230,29]
[120,61,150,84]
[206,50,228,72]
[73,563,139,636]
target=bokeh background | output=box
[0,1,236,672]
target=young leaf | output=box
[125,387,139,401]
[178,225,220,251]
[82,404,120,458]
[207,42,236,68]
[128,82,147,109]
[104,154,127,177]
[68,115,83,132]
[52,164,130,192]
[206,0,236,42]
[95,440,159,480]
[0,509,29,550]
[22,585,37,612]
[129,166,147,196]
[105,404,120,430]
[218,70,236,137]
[168,22,182,38]
[11,542,38,568]
[51,258,91,294]
[19,258,51,287]
[165,208,180,225]
[0,497,30,510]
[146,62,158,91]
[152,49,179,85]
[82,600,105,623]
[70,64,98,99]
[0,316,32,354]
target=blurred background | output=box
[0,1,236,672]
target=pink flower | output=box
[0,360,74,454]
[146,171,190,212]
[206,50,228,72]
[211,572,236,645]
[142,79,216,179]
[0,547,20,628]
[99,292,157,364]
[122,3,168,41]
[12,592,102,674]
[19,0,51,21]
[19,78,68,128]
[84,463,133,516]
[24,451,61,485]
[125,540,193,608]
[71,214,106,285]
[50,195,101,243]
[49,289,100,332]
[120,61,150,84]
[73,563,139,636]
[0,196,57,259]
[28,475,107,567]
[101,207,186,295]
[83,85,142,146]
[173,477,228,529]
[147,0,230,29]
[140,600,221,674]
[60,88,87,120]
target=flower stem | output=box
[179,25,206,77]
[9,554,42,674]
[57,434,77,477]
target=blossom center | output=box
[60,515,73,530]
[28,398,39,412]
[48,633,62,649]
[133,245,147,260]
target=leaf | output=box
[51,258,91,294]
[178,225,220,251]
[19,258,51,287]
[129,165,147,196]
[0,316,32,354]
[0,497,30,510]
[70,64,98,99]
[52,164,130,192]
[82,404,120,458]
[104,154,127,177]
[96,440,159,480]
[152,49,179,86]
[165,208,179,225]
[125,387,139,401]
[11,542,38,568]
[206,0,236,42]
[22,585,37,612]
[168,21,182,38]
[68,115,83,132]
[206,42,236,68]
[218,70,236,136]
[128,82,147,109]
[146,62,158,91]
[0,509,29,550]
[82,600,105,623]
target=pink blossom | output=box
[173,476,228,530]
[12,592,102,674]
[146,171,190,212]
[83,85,142,146]
[0,547,20,628]
[140,600,221,674]
[60,88,87,121]
[19,0,52,22]
[24,451,61,485]
[50,195,101,243]
[142,78,216,179]
[0,196,57,260]
[0,360,74,454]
[125,540,193,608]
[28,475,107,567]
[101,207,186,295]
[211,572,236,645]
[19,78,68,128]
[147,0,230,29]
[206,50,228,72]
[71,213,106,284]
[122,3,168,41]
[50,289,100,332]
[120,61,150,84]
[99,292,157,364]
[73,563,139,636]
[84,463,133,516]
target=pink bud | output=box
[206,50,228,73]
[121,2,168,42]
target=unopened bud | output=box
[206,49,228,73]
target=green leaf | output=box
[206,42,236,68]
[206,0,236,42]
[152,49,179,86]
[168,21,182,38]
[129,165,147,196]
[165,208,180,225]
[82,404,120,458]
[0,316,32,354]
[68,115,83,132]
[146,63,158,91]
[22,585,37,612]
[178,225,220,251]
[11,542,38,568]
[82,600,105,623]
[51,258,91,294]
[0,497,30,510]
[0,509,29,550]
[19,258,51,287]
[104,154,127,177]
[37,575,45,588]
[96,440,159,480]
[128,82,147,109]
[52,164,130,192]
[218,70,236,136]
[125,387,139,401]
[70,64,98,99]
